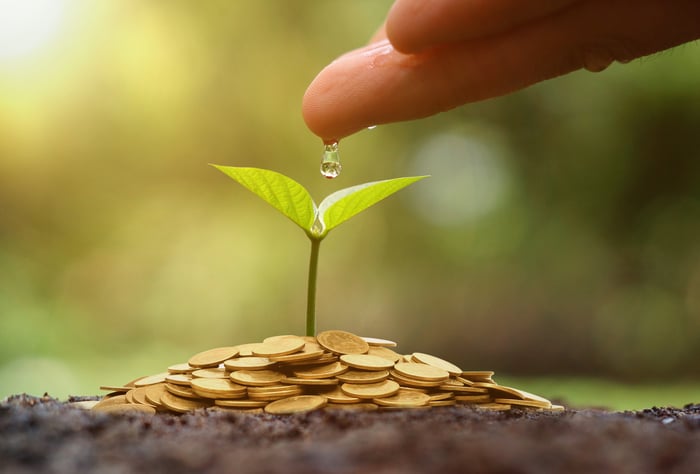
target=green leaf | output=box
[211,165,316,232]
[317,176,428,236]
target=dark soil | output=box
[2,395,700,474]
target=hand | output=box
[302,0,700,142]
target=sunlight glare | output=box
[0,0,66,61]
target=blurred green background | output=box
[1,0,699,410]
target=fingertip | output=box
[301,85,338,142]
[301,64,365,141]
[302,40,473,142]
[302,42,398,141]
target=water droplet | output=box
[320,142,341,179]
[367,125,377,130]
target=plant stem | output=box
[306,238,322,336]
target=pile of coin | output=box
[92,330,563,415]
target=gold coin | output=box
[389,369,445,387]
[517,389,552,405]
[470,382,522,398]
[98,385,131,392]
[188,346,239,368]
[440,377,464,387]
[316,330,369,355]
[264,395,327,415]
[232,343,260,357]
[281,376,339,386]
[339,354,395,371]
[213,407,265,414]
[229,369,286,386]
[160,391,211,413]
[373,389,430,408]
[263,334,304,344]
[165,373,192,386]
[336,369,389,384]
[144,384,168,407]
[317,351,340,360]
[456,376,475,386]
[326,403,378,411]
[546,404,566,412]
[360,336,398,347]
[341,380,400,399]
[429,399,456,407]
[249,390,303,401]
[251,338,306,357]
[439,385,488,394]
[215,399,268,408]
[224,357,277,371]
[96,404,156,415]
[247,384,301,394]
[309,353,339,364]
[165,383,200,399]
[455,394,492,403]
[394,362,450,382]
[131,386,158,407]
[269,343,325,363]
[92,395,128,410]
[471,382,497,388]
[293,361,348,379]
[399,386,430,393]
[247,385,302,396]
[133,372,169,387]
[367,346,403,363]
[411,352,462,376]
[476,402,512,411]
[167,363,195,374]
[191,378,247,399]
[247,387,302,398]
[298,341,323,351]
[494,397,551,408]
[124,390,135,404]
[460,371,495,382]
[316,386,360,404]
[428,391,454,401]
[281,353,338,367]
[191,368,228,379]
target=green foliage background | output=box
[1,1,699,407]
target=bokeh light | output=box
[408,128,512,226]
[0,0,66,61]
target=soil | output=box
[2,394,700,474]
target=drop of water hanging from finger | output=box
[320,141,342,179]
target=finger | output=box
[386,0,580,53]
[303,0,700,141]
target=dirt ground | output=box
[2,394,700,474]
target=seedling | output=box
[211,166,427,336]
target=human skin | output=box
[302,0,700,143]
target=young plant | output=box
[212,165,427,336]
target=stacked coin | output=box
[93,330,563,415]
